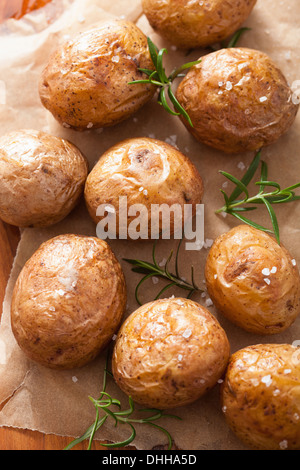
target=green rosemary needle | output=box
[216,150,300,244]
[124,239,204,305]
[129,28,250,125]
[64,349,180,450]
[129,37,201,127]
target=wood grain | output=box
[0,222,115,450]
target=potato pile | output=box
[1,8,300,451]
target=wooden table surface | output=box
[0,0,111,451]
[0,0,171,452]
[0,225,133,450]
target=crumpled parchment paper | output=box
[0,0,300,450]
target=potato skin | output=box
[176,48,299,153]
[11,234,126,370]
[84,137,204,239]
[142,0,257,49]
[0,129,88,228]
[112,298,230,409]
[205,225,300,335]
[39,19,155,130]
[221,344,300,450]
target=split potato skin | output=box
[39,19,156,130]
[176,48,299,154]
[84,137,204,239]
[221,344,300,450]
[205,225,300,335]
[0,129,88,228]
[142,0,257,49]
[112,298,230,409]
[11,234,127,370]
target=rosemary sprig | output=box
[129,29,249,125]
[216,150,300,244]
[129,37,201,127]
[124,239,204,305]
[64,350,180,450]
[222,27,251,48]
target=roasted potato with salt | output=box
[11,234,126,370]
[84,137,204,239]
[0,129,88,228]
[142,0,257,49]
[176,48,299,153]
[39,19,156,130]
[205,225,300,335]
[221,344,300,450]
[112,298,230,409]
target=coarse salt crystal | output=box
[271,266,277,274]
[214,274,218,279]
[261,375,272,387]
[259,96,268,103]
[182,328,192,338]
[264,278,271,285]
[112,56,120,63]
[87,122,93,129]
[72,376,78,383]
[225,81,233,90]
[152,276,159,285]
[292,259,297,266]
[178,354,183,361]
[237,161,246,170]
[205,298,213,307]
[262,268,270,276]
[143,189,148,195]
[279,440,288,450]
[284,369,292,374]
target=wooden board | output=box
[0,0,110,451]
[0,222,138,449]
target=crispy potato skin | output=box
[0,129,88,228]
[84,137,204,238]
[205,225,300,335]
[112,298,230,409]
[176,48,299,153]
[11,235,127,370]
[142,0,257,49]
[39,19,156,130]
[221,344,300,450]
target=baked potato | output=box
[176,48,299,154]
[221,344,300,450]
[0,129,88,228]
[205,225,300,335]
[39,19,156,130]
[112,297,230,409]
[84,137,204,240]
[11,234,126,370]
[142,0,257,49]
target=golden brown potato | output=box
[205,225,300,335]
[11,234,126,370]
[39,19,156,131]
[84,137,204,240]
[112,298,230,409]
[221,344,300,450]
[0,129,88,228]
[142,0,257,49]
[176,48,299,154]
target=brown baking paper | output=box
[0,0,300,450]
